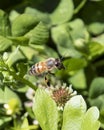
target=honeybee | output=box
[29,57,65,76]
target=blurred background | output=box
[0,0,104,130]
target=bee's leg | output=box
[48,71,55,76]
[45,75,50,87]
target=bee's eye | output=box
[55,62,58,67]
[55,59,65,70]
[55,59,60,66]
[54,62,58,67]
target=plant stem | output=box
[8,70,37,90]
[74,0,87,14]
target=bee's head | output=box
[55,58,65,70]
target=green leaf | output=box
[62,95,87,130]
[51,24,81,57]
[25,7,51,24]
[81,107,100,130]
[51,19,89,57]
[0,72,4,88]
[0,88,4,103]
[51,24,72,47]
[70,69,87,89]
[17,63,27,77]
[25,22,49,45]
[12,14,39,36]
[45,46,58,58]
[50,0,74,24]
[20,46,37,59]
[0,56,8,71]
[88,22,104,35]
[68,19,89,41]
[0,116,11,128]
[0,36,12,52]
[0,9,11,36]
[21,118,29,130]
[88,95,104,109]
[0,87,21,105]
[93,34,104,44]
[9,10,20,22]
[64,58,87,72]
[68,19,89,54]
[88,42,104,60]
[8,36,29,46]
[6,46,26,67]
[100,105,104,127]
[33,88,58,130]
[89,77,104,98]
[58,47,82,58]
[81,1,104,35]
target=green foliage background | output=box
[0,0,104,129]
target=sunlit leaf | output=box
[21,118,29,130]
[9,10,20,22]
[62,95,86,130]
[81,107,100,130]
[33,88,58,130]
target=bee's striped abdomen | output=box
[35,62,47,74]
[29,65,37,75]
[29,62,47,76]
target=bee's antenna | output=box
[59,52,68,61]
[60,52,71,61]
[60,56,65,61]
